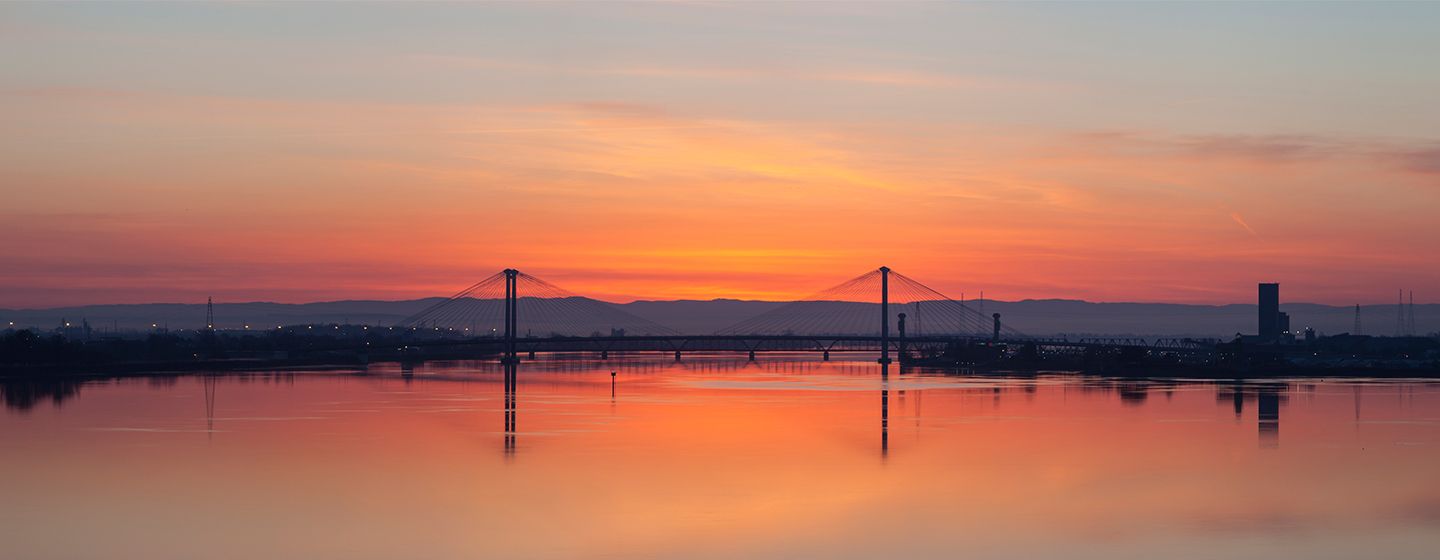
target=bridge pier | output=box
[674,350,682,361]
[748,350,756,361]
[528,350,536,360]
[823,350,830,361]
[897,313,907,364]
[600,350,608,360]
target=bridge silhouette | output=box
[390,267,1212,364]
[379,268,1216,459]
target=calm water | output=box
[3,356,1439,559]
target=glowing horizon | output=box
[3,2,1439,308]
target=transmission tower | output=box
[206,297,215,331]
[1353,304,1362,335]
[1410,290,1417,336]
[1397,289,1405,336]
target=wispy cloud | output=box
[1391,145,1440,176]
[394,54,1049,91]
[1071,130,1440,184]
[1228,211,1258,237]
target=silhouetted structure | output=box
[1411,291,1417,336]
[896,312,907,361]
[503,269,518,364]
[879,266,891,365]
[1397,289,1406,337]
[1259,283,1280,341]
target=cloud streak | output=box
[1228,212,1258,237]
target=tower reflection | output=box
[880,362,890,460]
[1217,381,1285,449]
[202,374,218,443]
[503,362,518,457]
[1257,389,1281,449]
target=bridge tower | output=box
[878,266,891,365]
[502,269,519,364]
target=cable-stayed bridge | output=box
[391,267,1211,364]
[383,268,1216,460]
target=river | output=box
[3,355,1438,559]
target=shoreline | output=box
[5,355,1440,381]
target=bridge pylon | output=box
[502,269,519,364]
[878,266,891,365]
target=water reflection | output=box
[203,375,218,442]
[880,362,889,459]
[1214,382,1290,448]
[1257,389,1281,448]
[0,377,83,412]
[4,360,1440,560]
[504,361,517,457]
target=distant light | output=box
[65,322,71,327]
[151,323,157,328]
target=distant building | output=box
[1259,283,1281,341]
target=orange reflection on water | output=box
[2,359,1439,559]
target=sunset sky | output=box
[3,2,1439,307]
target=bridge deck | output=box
[391,334,1215,355]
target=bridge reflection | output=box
[881,362,890,459]
[5,364,1428,460]
[504,362,517,457]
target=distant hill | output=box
[1,298,1433,338]
[625,299,1435,338]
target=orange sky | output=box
[2,3,1439,307]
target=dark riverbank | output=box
[6,327,1440,380]
[0,326,501,378]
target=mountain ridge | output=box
[3,298,1434,338]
